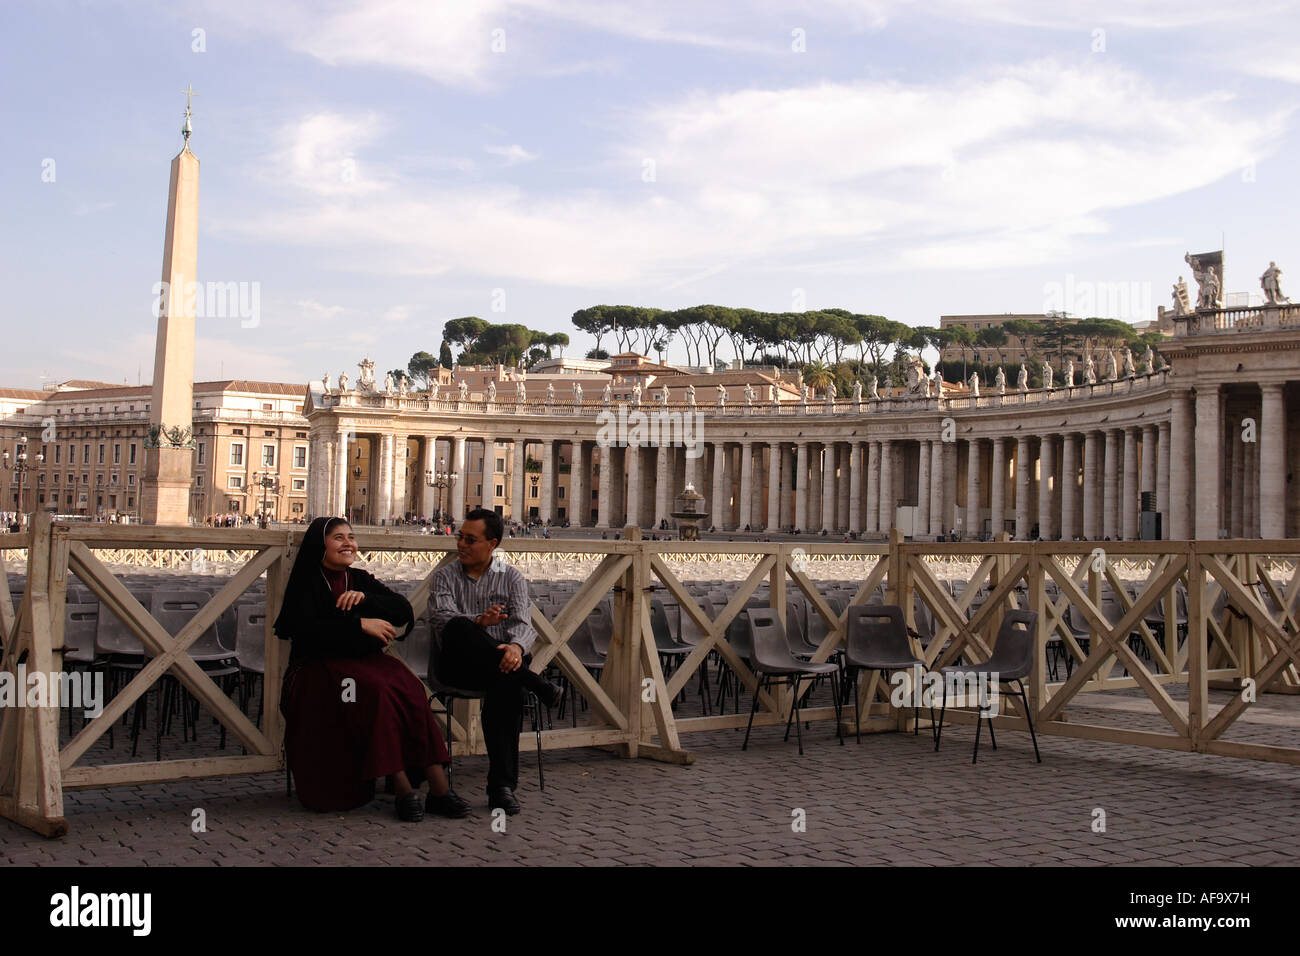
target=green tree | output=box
[407,351,439,390]
[974,325,1008,366]
[438,341,453,369]
[443,316,490,357]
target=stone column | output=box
[1156,421,1171,538]
[879,440,894,532]
[1243,436,1257,538]
[942,440,958,535]
[1140,424,1157,499]
[737,441,754,530]
[1039,434,1055,540]
[767,442,782,533]
[654,443,671,529]
[836,444,851,531]
[1168,389,1194,539]
[821,442,837,531]
[929,440,944,537]
[989,437,1006,538]
[1060,434,1078,541]
[794,442,809,531]
[965,437,981,538]
[570,441,587,527]
[1082,431,1099,539]
[1229,421,1245,538]
[1015,436,1031,540]
[451,435,467,521]
[1260,383,1287,538]
[598,444,613,528]
[865,441,880,534]
[625,443,641,528]
[779,443,793,529]
[684,439,699,498]
[915,440,930,538]
[540,440,555,524]
[335,424,350,517]
[1194,385,1222,540]
[479,437,495,511]
[713,442,730,531]
[807,443,823,531]
[1102,430,1119,540]
[511,439,526,524]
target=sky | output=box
[2,0,1297,388]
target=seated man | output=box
[429,508,561,815]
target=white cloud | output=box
[222,59,1288,284]
[485,144,538,165]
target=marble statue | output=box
[398,377,407,397]
[1063,359,1074,387]
[383,372,394,394]
[1104,350,1117,381]
[1084,354,1096,384]
[430,382,438,402]
[602,381,613,405]
[825,384,835,406]
[338,371,349,391]
[800,382,810,406]
[687,384,696,406]
[968,371,980,398]
[487,380,496,403]
[1017,363,1028,393]
[1042,362,1053,390]
[631,382,642,406]
[869,376,879,400]
[744,382,756,406]
[934,369,944,396]
[458,379,469,401]
[994,366,1007,395]
[1186,252,1223,310]
[358,358,376,392]
[1155,353,1167,372]
[717,384,727,407]
[1142,346,1155,375]
[546,382,555,404]
[1123,348,1135,378]
[573,382,582,405]
[852,379,862,405]
[1262,261,1290,305]
[660,384,670,405]
[905,354,928,399]
[1171,276,1191,316]
[322,372,332,392]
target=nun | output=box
[274,516,470,822]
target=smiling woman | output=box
[273,516,471,821]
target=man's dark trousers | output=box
[436,616,529,791]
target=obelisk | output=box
[141,87,200,526]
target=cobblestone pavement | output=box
[4,709,1300,866]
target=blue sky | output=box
[2,0,1297,387]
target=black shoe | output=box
[426,788,471,819]
[488,786,521,815]
[395,792,424,822]
[533,680,563,710]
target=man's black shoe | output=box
[533,679,563,710]
[426,788,472,819]
[395,792,425,822]
[488,786,521,815]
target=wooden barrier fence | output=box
[1,517,1297,837]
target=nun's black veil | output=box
[273,515,350,640]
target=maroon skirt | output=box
[282,652,450,812]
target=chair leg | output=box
[792,677,805,756]
[972,692,983,764]
[741,675,764,750]
[831,671,843,745]
[850,668,861,745]
[934,679,947,752]
[1016,680,1042,763]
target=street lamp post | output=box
[424,457,458,529]
[2,434,44,529]
[252,471,280,528]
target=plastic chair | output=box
[234,603,267,725]
[741,607,843,755]
[843,604,930,742]
[934,608,1041,763]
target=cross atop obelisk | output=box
[180,84,198,149]
[141,92,201,525]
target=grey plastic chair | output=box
[843,604,930,742]
[934,608,1041,763]
[234,603,268,724]
[742,607,843,755]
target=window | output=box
[558,487,565,500]
[292,478,306,491]
[291,502,304,514]
[97,444,105,464]
[495,457,505,474]
[195,476,203,488]
[129,444,136,464]
[495,484,504,497]
[128,475,135,486]
[233,428,244,436]
[293,446,307,468]
[196,442,205,465]
[263,430,274,437]
[262,444,276,467]
[228,476,244,489]
[127,497,134,507]
[54,445,60,464]
[113,444,121,464]
[229,443,244,466]
[530,485,539,499]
